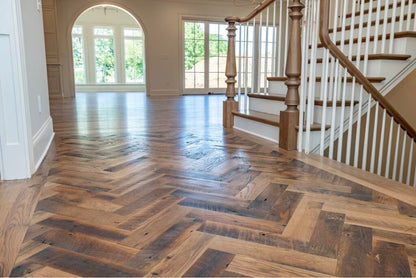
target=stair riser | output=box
[313,59,408,81]
[234,116,279,143]
[249,98,286,115]
[234,115,324,147]
[269,80,381,100]
[313,37,416,58]
[331,21,414,40]
[248,96,353,126]
[344,4,415,27]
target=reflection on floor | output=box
[1,92,416,277]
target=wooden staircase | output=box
[224,0,416,186]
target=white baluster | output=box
[389,0,398,54]
[399,132,407,182]
[385,117,394,178]
[392,125,401,180]
[377,109,387,175]
[406,138,414,185]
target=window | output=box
[184,22,205,89]
[208,23,228,88]
[71,24,146,86]
[183,20,253,93]
[94,27,116,83]
[72,26,86,84]
[124,28,145,83]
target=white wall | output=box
[20,0,55,172]
[0,0,54,179]
[56,0,252,97]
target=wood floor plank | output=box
[209,235,337,275]
[182,248,235,277]
[146,231,214,277]
[309,211,346,258]
[227,254,332,277]
[282,198,323,242]
[372,240,412,277]
[335,224,373,277]
[3,93,416,277]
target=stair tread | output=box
[315,31,416,48]
[267,76,385,83]
[346,0,410,19]
[233,109,331,131]
[296,123,331,132]
[233,110,280,127]
[312,54,411,63]
[248,93,359,106]
[329,12,415,33]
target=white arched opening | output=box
[70,5,147,93]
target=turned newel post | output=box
[223,17,240,128]
[279,0,304,150]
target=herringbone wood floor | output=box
[1,92,416,277]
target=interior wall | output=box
[385,69,416,130]
[0,0,54,179]
[19,0,55,174]
[55,0,252,97]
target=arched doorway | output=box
[70,5,147,94]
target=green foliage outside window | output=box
[95,37,116,83]
[184,22,228,70]
[125,38,144,83]
[72,36,85,84]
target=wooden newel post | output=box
[279,0,304,150]
[223,17,239,128]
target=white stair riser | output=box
[313,106,353,125]
[345,4,415,26]
[313,37,416,58]
[234,114,324,147]
[269,80,384,99]
[313,59,408,81]
[249,97,286,115]
[234,116,279,143]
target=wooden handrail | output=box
[226,0,277,23]
[319,0,416,141]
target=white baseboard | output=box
[32,116,54,174]
[149,90,180,96]
[75,84,146,92]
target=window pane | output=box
[95,38,115,83]
[72,36,85,84]
[185,72,195,88]
[94,27,113,36]
[72,26,83,35]
[184,21,205,89]
[195,73,204,88]
[125,38,144,83]
[124,28,142,37]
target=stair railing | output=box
[300,0,416,186]
[224,0,304,150]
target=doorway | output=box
[71,5,146,93]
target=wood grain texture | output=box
[0,93,414,277]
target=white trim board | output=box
[32,116,54,173]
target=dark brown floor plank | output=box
[372,240,412,277]
[336,224,373,277]
[309,211,346,258]
[182,248,235,277]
